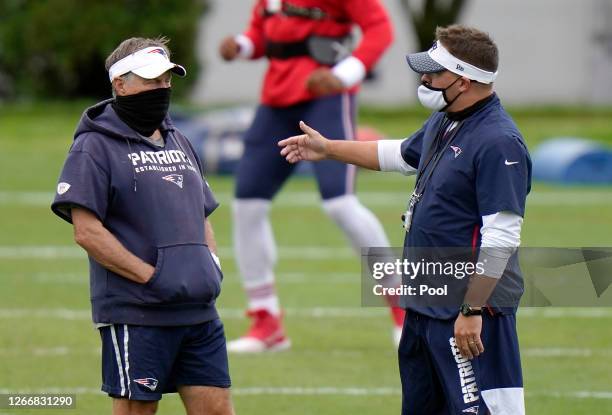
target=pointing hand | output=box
[278,121,329,163]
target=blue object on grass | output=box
[532,137,612,184]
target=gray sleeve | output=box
[477,211,523,278]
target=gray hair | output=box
[110,73,135,98]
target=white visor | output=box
[108,46,186,82]
[407,41,498,84]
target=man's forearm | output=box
[205,220,217,255]
[73,208,154,283]
[464,212,522,307]
[79,229,154,283]
[326,140,380,170]
[463,274,499,308]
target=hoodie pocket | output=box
[143,243,221,305]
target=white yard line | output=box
[522,347,612,358]
[233,387,400,396]
[539,391,612,400]
[2,307,612,321]
[0,347,367,358]
[0,191,53,206]
[0,307,388,320]
[0,386,611,399]
[517,308,612,318]
[0,346,74,357]
[4,271,358,285]
[0,308,91,320]
[2,190,612,208]
[0,246,84,259]
[2,346,610,359]
[0,386,398,397]
[19,272,88,284]
[0,245,355,260]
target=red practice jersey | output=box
[241,0,393,107]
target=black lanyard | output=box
[402,117,464,232]
[415,119,462,194]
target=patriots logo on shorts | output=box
[462,405,479,414]
[134,377,159,391]
[162,174,184,188]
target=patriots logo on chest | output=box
[450,145,462,158]
[162,174,184,188]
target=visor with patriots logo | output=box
[108,46,186,82]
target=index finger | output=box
[278,134,304,147]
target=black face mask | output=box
[112,87,171,137]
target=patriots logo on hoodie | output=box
[133,378,159,391]
[450,145,462,159]
[162,174,184,189]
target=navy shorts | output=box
[235,93,357,200]
[99,319,231,401]
[398,311,524,415]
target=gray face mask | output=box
[417,77,462,111]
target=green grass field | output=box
[1,102,612,414]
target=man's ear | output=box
[112,77,125,96]
[459,77,471,92]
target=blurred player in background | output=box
[219,0,403,353]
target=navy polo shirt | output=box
[399,94,532,318]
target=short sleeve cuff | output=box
[203,179,219,217]
[378,140,417,175]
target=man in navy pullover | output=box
[52,37,235,415]
[279,25,531,415]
